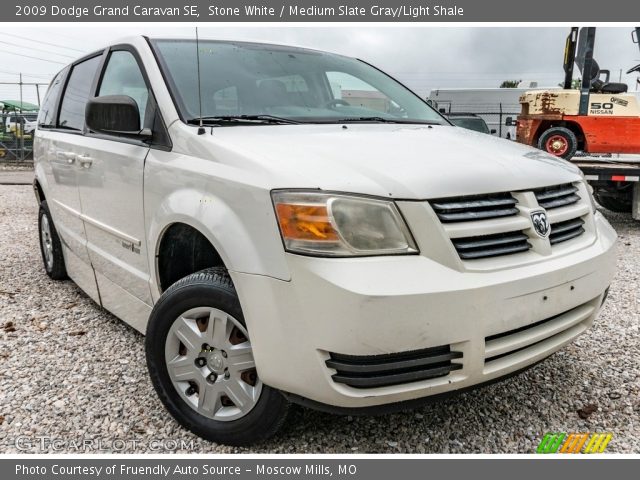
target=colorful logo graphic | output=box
[537,432,612,454]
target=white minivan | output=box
[34,36,617,445]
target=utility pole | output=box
[19,73,24,162]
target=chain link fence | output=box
[0,113,37,162]
[0,80,47,163]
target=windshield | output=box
[151,39,446,125]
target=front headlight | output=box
[272,191,418,257]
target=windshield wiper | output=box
[333,117,441,125]
[187,115,302,126]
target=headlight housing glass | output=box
[272,191,418,257]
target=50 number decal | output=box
[591,102,614,109]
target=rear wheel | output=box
[538,127,578,160]
[38,200,68,280]
[146,267,289,445]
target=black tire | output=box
[38,200,68,280]
[145,267,289,446]
[594,192,632,213]
[537,127,578,160]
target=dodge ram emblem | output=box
[531,211,550,238]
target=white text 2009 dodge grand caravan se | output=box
[33,36,616,445]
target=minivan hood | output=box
[199,124,582,199]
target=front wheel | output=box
[145,267,289,446]
[538,127,578,160]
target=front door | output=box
[76,49,153,308]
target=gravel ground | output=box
[0,184,638,454]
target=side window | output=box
[98,50,150,127]
[58,56,101,131]
[38,69,66,128]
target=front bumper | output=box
[232,212,616,409]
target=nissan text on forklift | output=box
[516,27,640,217]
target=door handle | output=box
[77,154,93,168]
[56,151,76,164]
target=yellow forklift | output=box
[517,27,640,215]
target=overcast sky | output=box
[1,26,638,104]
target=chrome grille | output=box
[452,231,531,259]
[431,193,518,223]
[550,217,586,245]
[431,182,591,262]
[534,183,580,209]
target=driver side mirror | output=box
[86,95,151,138]
[505,116,514,126]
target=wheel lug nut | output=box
[224,371,230,379]
[195,357,206,367]
[207,373,217,383]
[185,386,196,396]
[222,351,227,358]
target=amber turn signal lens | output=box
[275,203,339,242]
[272,191,418,256]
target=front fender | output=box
[145,185,291,302]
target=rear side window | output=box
[98,50,150,127]
[38,69,66,128]
[58,55,102,131]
